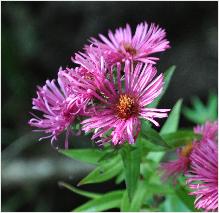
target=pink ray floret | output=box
[194,121,218,142]
[72,45,107,74]
[89,22,170,65]
[160,121,218,185]
[29,76,86,148]
[58,65,106,105]
[186,139,218,211]
[81,60,170,145]
[160,143,194,182]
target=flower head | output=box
[160,121,218,184]
[194,121,218,142]
[29,76,86,148]
[81,61,170,145]
[58,65,106,105]
[186,139,218,211]
[89,22,170,65]
[59,47,109,104]
[72,45,107,73]
[160,143,194,182]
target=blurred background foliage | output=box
[2,1,217,211]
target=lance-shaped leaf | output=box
[148,65,176,108]
[120,145,141,200]
[146,130,201,163]
[146,183,174,195]
[115,170,125,185]
[207,92,218,119]
[160,99,183,134]
[162,130,201,148]
[141,121,170,148]
[59,148,104,164]
[58,181,101,199]
[78,155,122,185]
[146,99,183,160]
[183,93,218,124]
[120,191,131,212]
[161,194,192,212]
[74,190,123,212]
[129,180,147,211]
[175,185,197,212]
[142,139,167,152]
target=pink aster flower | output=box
[160,121,218,184]
[186,139,218,211]
[160,143,194,182]
[194,121,218,142]
[58,65,106,105]
[59,47,108,104]
[89,22,170,65]
[81,61,170,145]
[72,45,108,74]
[29,76,87,149]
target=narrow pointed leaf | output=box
[142,139,167,151]
[141,122,170,148]
[183,93,218,124]
[207,92,218,120]
[120,145,141,200]
[121,191,131,212]
[73,190,123,212]
[58,181,101,199]
[183,106,204,124]
[160,99,182,134]
[115,170,125,185]
[78,155,122,185]
[175,186,197,212]
[59,148,104,164]
[129,180,147,211]
[192,96,205,112]
[162,130,201,148]
[161,194,191,212]
[146,183,173,194]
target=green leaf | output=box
[58,181,101,199]
[141,139,167,152]
[160,99,183,134]
[97,148,118,163]
[175,186,197,212]
[146,151,166,163]
[120,191,131,212]
[183,93,218,124]
[120,145,141,200]
[78,155,122,185]
[161,194,191,212]
[74,190,123,212]
[129,180,147,211]
[207,92,218,120]
[115,170,125,185]
[148,65,176,108]
[146,183,173,195]
[162,130,201,148]
[141,121,170,148]
[59,148,104,164]
[149,99,183,160]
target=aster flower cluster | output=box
[29,22,218,212]
[160,121,218,211]
[29,22,170,148]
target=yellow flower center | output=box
[116,94,139,119]
[123,43,137,56]
[180,143,194,157]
